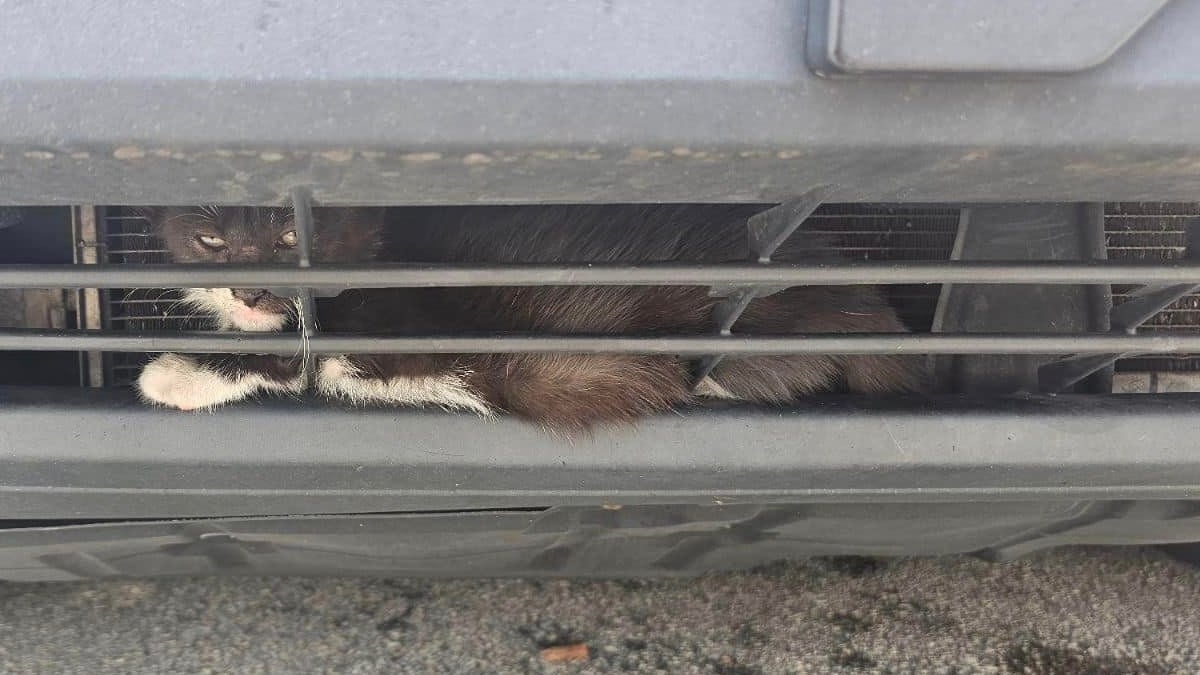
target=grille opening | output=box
[97,203,962,388]
[0,201,1197,397]
[0,207,79,386]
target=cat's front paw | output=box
[137,354,253,411]
[315,355,493,416]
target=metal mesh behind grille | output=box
[781,204,960,332]
[1106,202,1200,372]
[100,209,211,385]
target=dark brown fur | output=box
[320,205,926,432]
[145,204,926,433]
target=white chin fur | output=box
[181,288,289,332]
[316,356,494,417]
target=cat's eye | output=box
[277,230,298,247]
[196,234,227,250]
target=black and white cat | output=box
[133,206,384,410]
[136,205,925,432]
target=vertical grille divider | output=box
[691,187,832,390]
[289,187,319,387]
[74,205,107,387]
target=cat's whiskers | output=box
[175,289,212,315]
[119,286,174,309]
[117,287,144,304]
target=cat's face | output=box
[139,206,384,331]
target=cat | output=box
[136,204,926,433]
[133,205,385,409]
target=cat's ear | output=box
[311,207,387,262]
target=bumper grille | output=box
[99,204,963,387]
[85,202,1200,389]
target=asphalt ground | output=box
[0,546,1197,674]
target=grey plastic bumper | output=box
[2,0,1200,205]
[0,387,1197,520]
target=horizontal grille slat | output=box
[11,330,1200,356]
[10,261,1200,288]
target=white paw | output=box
[137,354,295,411]
[316,356,493,416]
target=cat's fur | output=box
[134,206,384,409]
[137,204,925,433]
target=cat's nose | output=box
[232,288,271,308]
